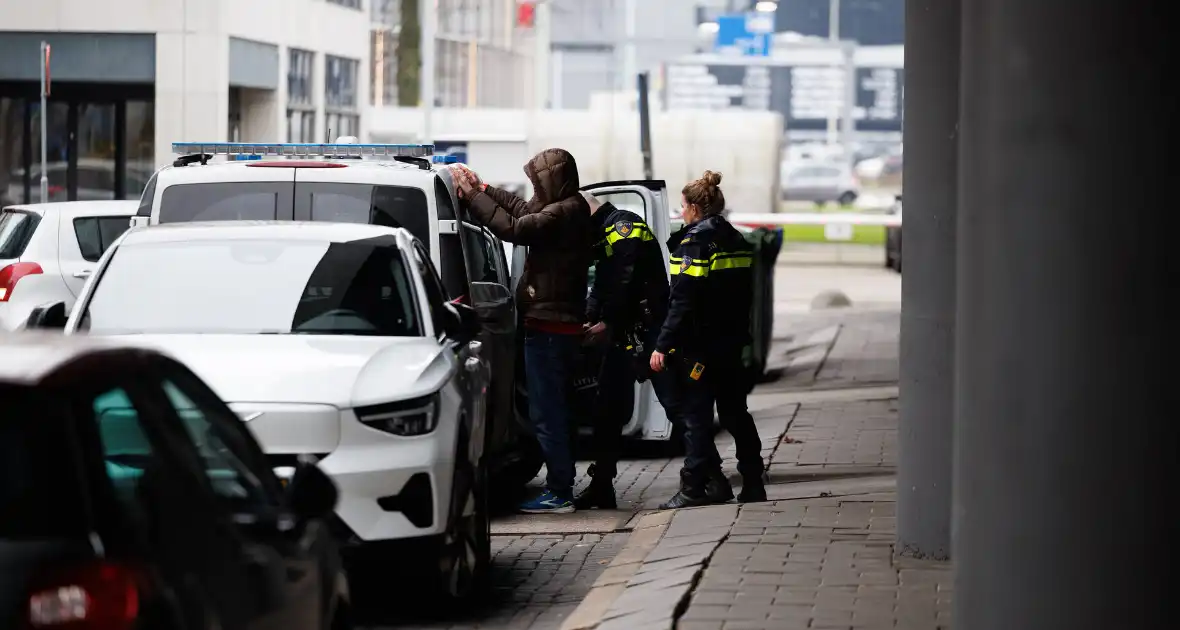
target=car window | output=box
[434,176,457,221]
[158,379,276,509]
[0,210,41,259]
[135,172,157,217]
[89,383,271,514]
[412,242,448,336]
[158,182,290,222]
[73,216,132,262]
[82,237,421,336]
[303,184,430,250]
[0,384,89,539]
[439,233,470,300]
[90,386,160,505]
[461,223,498,284]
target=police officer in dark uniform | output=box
[576,191,674,509]
[650,171,767,509]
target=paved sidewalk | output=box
[559,309,954,630]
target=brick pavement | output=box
[374,310,911,629]
[558,309,956,630]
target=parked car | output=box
[0,200,137,331]
[130,142,691,464]
[781,164,860,206]
[43,221,492,601]
[130,143,539,487]
[886,194,902,272]
[0,333,349,630]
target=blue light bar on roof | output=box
[171,142,435,159]
[432,155,459,164]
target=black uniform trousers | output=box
[589,325,678,480]
[664,352,764,489]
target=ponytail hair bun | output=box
[682,170,726,216]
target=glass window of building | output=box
[325,55,360,139]
[288,49,317,143]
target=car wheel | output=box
[838,191,858,206]
[436,426,490,603]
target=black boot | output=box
[737,474,767,503]
[705,469,735,504]
[574,464,618,510]
[658,490,712,510]
[659,472,713,510]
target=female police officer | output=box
[649,171,767,509]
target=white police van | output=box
[131,141,680,477]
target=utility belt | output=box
[620,299,661,382]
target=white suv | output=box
[0,200,137,331]
[132,142,683,458]
[50,221,492,601]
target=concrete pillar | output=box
[953,1,1171,628]
[896,0,959,561]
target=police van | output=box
[132,141,681,482]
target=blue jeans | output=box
[523,329,581,500]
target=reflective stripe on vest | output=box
[669,251,753,277]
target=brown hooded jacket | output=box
[466,148,593,325]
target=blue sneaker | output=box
[518,490,575,514]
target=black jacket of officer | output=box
[586,202,670,333]
[655,213,754,360]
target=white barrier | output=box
[728,212,902,228]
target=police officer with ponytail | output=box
[650,171,767,509]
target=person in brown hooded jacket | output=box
[454,149,592,513]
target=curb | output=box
[560,510,674,630]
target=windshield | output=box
[82,237,422,336]
[0,210,40,259]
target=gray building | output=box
[548,0,707,109]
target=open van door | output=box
[576,180,674,441]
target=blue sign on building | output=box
[715,13,773,57]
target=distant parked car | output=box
[0,200,137,331]
[782,164,860,207]
[885,194,902,272]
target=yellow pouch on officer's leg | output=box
[689,362,705,380]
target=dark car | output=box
[886,194,902,272]
[1,335,349,630]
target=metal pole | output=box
[896,0,959,562]
[954,0,1170,627]
[840,42,856,155]
[637,72,653,179]
[825,0,840,146]
[623,0,637,93]
[420,0,435,143]
[532,0,550,110]
[39,41,48,203]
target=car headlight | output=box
[354,393,440,436]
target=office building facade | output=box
[0,0,370,205]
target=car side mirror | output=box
[443,302,482,343]
[25,301,68,330]
[286,464,338,523]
